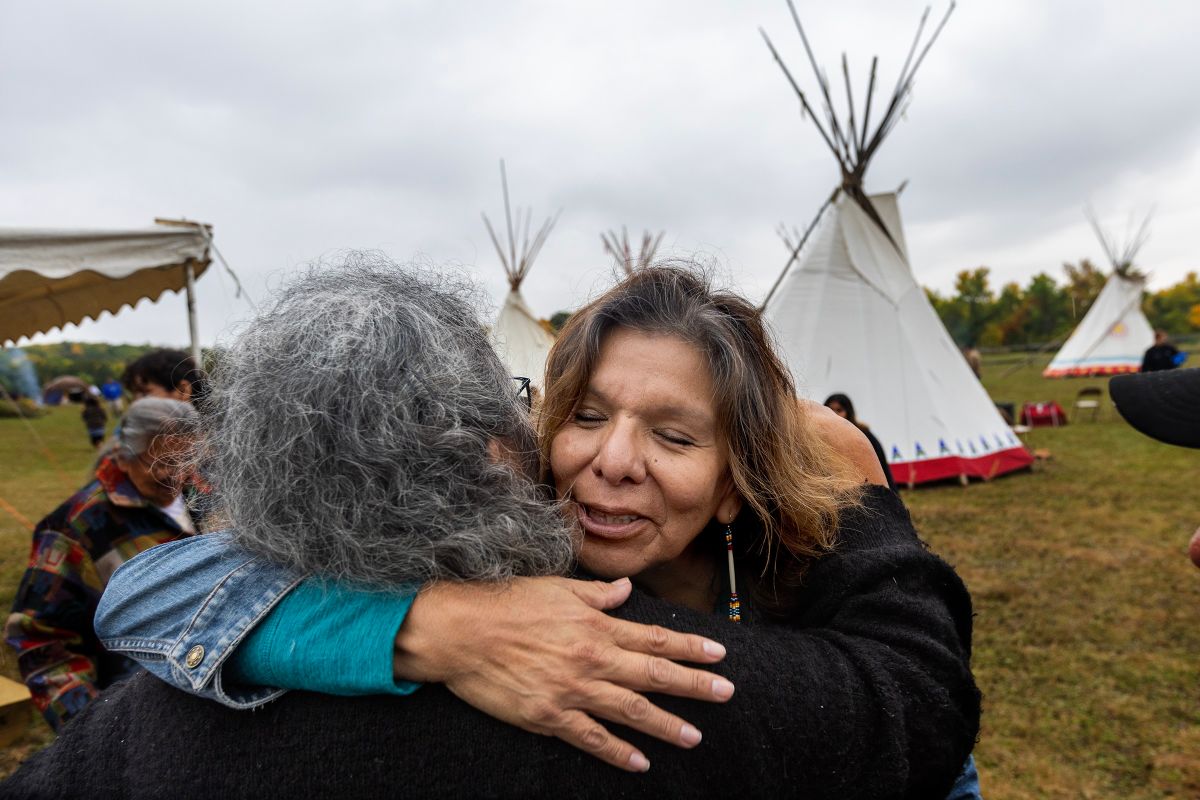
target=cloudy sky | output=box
[4,0,1199,348]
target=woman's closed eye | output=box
[574,410,607,426]
[656,429,697,447]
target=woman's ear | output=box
[715,481,743,526]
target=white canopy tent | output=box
[1044,210,1154,377]
[0,220,212,363]
[760,1,1032,485]
[483,162,558,385]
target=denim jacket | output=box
[94,532,304,708]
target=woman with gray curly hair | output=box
[203,255,574,584]
[93,254,724,727]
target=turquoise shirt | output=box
[226,578,419,696]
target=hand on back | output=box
[393,577,734,772]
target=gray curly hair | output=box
[117,397,198,456]
[199,254,577,586]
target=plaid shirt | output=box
[5,456,194,731]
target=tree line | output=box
[0,342,160,393]
[926,263,1200,348]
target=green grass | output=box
[0,358,1198,797]
[906,353,1200,798]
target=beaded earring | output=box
[725,524,741,623]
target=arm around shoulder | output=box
[96,532,305,707]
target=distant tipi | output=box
[483,161,559,385]
[601,227,664,276]
[760,0,1032,486]
[1043,209,1154,377]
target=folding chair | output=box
[1073,386,1103,422]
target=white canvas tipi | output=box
[483,161,559,385]
[1043,211,1154,377]
[760,2,1032,485]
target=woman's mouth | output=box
[576,503,648,540]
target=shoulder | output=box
[32,481,105,538]
[800,400,889,487]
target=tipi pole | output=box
[761,189,838,310]
[759,29,846,171]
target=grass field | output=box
[0,353,1197,797]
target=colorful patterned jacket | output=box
[5,456,195,731]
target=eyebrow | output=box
[582,386,716,431]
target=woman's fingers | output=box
[408,577,734,770]
[559,576,634,611]
[608,616,728,665]
[598,646,735,702]
[584,682,704,750]
[548,709,651,772]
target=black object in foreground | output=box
[1110,368,1200,449]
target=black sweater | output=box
[4,487,979,799]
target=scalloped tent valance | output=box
[0,222,211,355]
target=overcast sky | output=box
[4,0,1199,348]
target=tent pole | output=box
[185,260,201,367]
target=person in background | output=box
[81,395,108,447]
[5,397,199,731]
[100,377,124,414]
[1140,330,1183,373]
[1110,367,1200,569]
[963,346,983,379]
[824,392,897,493]
[120,348,207,407]
[115,348,212,503]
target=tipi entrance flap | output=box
[865,194,910,261]
[837,195,916,305]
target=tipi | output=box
[483,161,559,385]
[760,1,1032,486]
[1043,210,1154,377]
[601,227,664,276]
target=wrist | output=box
[393,582,491,684]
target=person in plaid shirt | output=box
[5,397,199,731]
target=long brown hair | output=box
[538,264,862,614]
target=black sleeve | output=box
[612,488,979,800]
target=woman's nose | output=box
[591,422,646,484]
